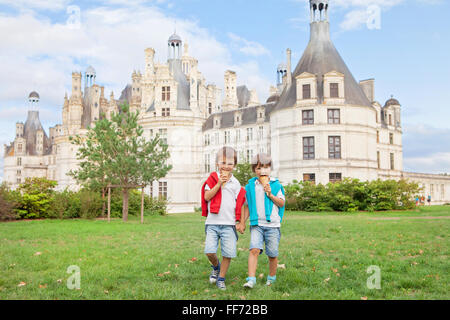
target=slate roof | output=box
[274,21,372,112]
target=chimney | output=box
[286,48,292,87]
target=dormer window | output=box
[330,83,339,98]
[324,71,345,103]
[303,84,311,99]
[296,72,317,104]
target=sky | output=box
[0,0,449,180]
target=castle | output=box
[3,0,450,212]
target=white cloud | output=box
[404,152,450,174]
[228,33,271,57]
[0,2,275,180]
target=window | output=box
[377,151,380,169]
[389,133,394,145]
[303,174,316,185]
[246,128,253,141]
[328,136,341,159]
[204,134,210,146]
[246,149,253,163]
[302,110,314,125]
[17,157,22,166]
[215,133,219,145]
[389,114,392,126]
[162,86,170,101]
[162,108,170,117]
[258,126,264,139]
[328,109,340,124]
[150,183,153,198]
[18,144,23,153]
[224,131,231,144]
[205,154,211,173]
[159,181,168,200]
[330,83,339,98]
[158,129,168,145]
[329,173,342,183]
[376,112,379,123]
[377,131,380,143]
[302,84,311,99]
[441,185,445,200]
[17,170,21,176]
[17,178,21,184]
[208,103,212,115]
[390,153,395,170]
[303,137,315,160]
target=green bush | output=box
[15,178,57,219]
[79,189,103,219]
[285,178,421,212]
[0,183,18,221]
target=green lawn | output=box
[0,206,449,300]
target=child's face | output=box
[255,163,271,178]
[217,157,235,173]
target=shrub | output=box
[285,178,421,212]
[79,189,103,219]
[16,178,57,219]
[0,183,18,221]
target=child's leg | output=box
[265,227,281,278]
[248,249,260,277]
[268,256,278,277]
[219,257,231,278]
[218,226,238,278]
[206,253,220,267]
[248,226,264,278]
[205,225,220,267]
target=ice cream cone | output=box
[259,175,269,186]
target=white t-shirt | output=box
[246,178,285,228]
[204,172,242,226]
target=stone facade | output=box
[3,1,450,211]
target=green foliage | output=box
[233,162,255,186]
[69,102,172,221]
[15,178,57,219]
[0,183,18,221]
[285,178,421,212]
[109,188,168,217]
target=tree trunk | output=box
[122,188,129,222]
[101,188,106,217]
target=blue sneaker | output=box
[209,263,220,284]
[216,277,226,290]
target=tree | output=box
[69,103,172,221]
[233,162,255,186]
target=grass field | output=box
[0,206,449,300]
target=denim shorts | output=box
[204,225,239,258]
[249,225,281,258]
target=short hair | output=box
[216,147,238,165]
[251,153,272,173]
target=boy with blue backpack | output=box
[238,153,286,288]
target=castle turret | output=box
[222,70,238,112]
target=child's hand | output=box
[236,222,246,234]
[263,184,271,196]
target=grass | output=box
[0,205,449,300]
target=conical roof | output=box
[274,21,371,111]
[23,110,50,155]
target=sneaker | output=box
[243,277,256,289]
[266,275,276,286]
[216,277,226,291]
[209,263,220,284]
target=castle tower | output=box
[168,32,182,61]
[85,66,96,88]
[28,91,40,110]
[222,70,238,112]
[69,72,82,132]
[277,63,287,93]
[310,0,329,22]
[145,48,155,78]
